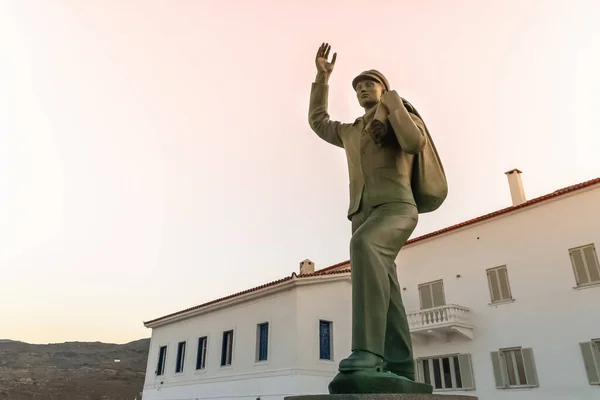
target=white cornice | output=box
[144,272,350,329]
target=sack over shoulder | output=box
[401,98,448,213]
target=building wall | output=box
[142,185,600,399]
[142,287,298,399]
[142,277,352,400]
[397,186,600,399]
[295,279,352,375]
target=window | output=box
[579,339,600,385]
[221,330,234,366]
[156,345,167,376]
[319,320,333,360]
[570,244,600,286]
[196,336,207,370]
[256,322,269,362]
[175,341,186,373]
[416,354,475,390]
[491,347,538,388]
[487,265,513,303]
[418,280,446,309]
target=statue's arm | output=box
[308,75,344,149]
[383,91,427,154]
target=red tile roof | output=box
[143,269,350,326]
[315,177,600,274]
[144,176,599,328]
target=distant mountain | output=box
[0,338,150,400]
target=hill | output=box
[0,338,150,400]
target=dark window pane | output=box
[433,358,442,389]
[319,321,331,360]
[157,346,166,375]
[442,357,452,388]
[453,356,463,388]
[258,323,269,361]
[196,337,206,370]
[176,342,185,373]
[221,331,233,366]
[423,359,431,385]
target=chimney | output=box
[505,169,526,206]
[299,259,315,275]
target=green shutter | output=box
[432,280,446,307]
[583,246,600,283]
[498,267,511,300]
[487,269,500,302]
[458,353,475,389]
[521,348,539,387]
[490,351,505,388]
[419,284,433,309]
[571,248,589,285]
[580,342,600,385]
[415,359,422,382]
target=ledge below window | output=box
[489,298,515,306]
[573,282,600,290]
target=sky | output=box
[1,0,599,344]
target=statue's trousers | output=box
[350,200,418,378]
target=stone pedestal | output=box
[285,395,477,400]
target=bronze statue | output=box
[308,43,448,394]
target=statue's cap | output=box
[352,70,390,92]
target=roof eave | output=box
[143,272,350,329]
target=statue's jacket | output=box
[309,82,427,220]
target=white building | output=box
[141,171,600,400]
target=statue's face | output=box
[355,79,385,109]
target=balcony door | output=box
[418,280,446,309]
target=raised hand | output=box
[315,43,337,74]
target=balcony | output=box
[407,304,474,341]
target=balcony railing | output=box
[407,304,474,340]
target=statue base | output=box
[328,370,432,394]
[285,395,477,400]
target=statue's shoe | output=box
[383,360,415,381]
[338,350,384,372]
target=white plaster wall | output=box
[397,186,600,399]
[295,279,352,376]
[143,287,299,399]
[142,186,600,399]
[142,278,353,400]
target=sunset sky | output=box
[2,0,599,344]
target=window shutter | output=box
[580,342,600,385]
[490,351,505,388]
[419,285,433,309]
[570,248,589,285]
[497,267,511,300]
[521,348,539,387]
[458,353,475,389]
[583,246,600,283]
[487,269,500,302]
[432,281,446,307]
